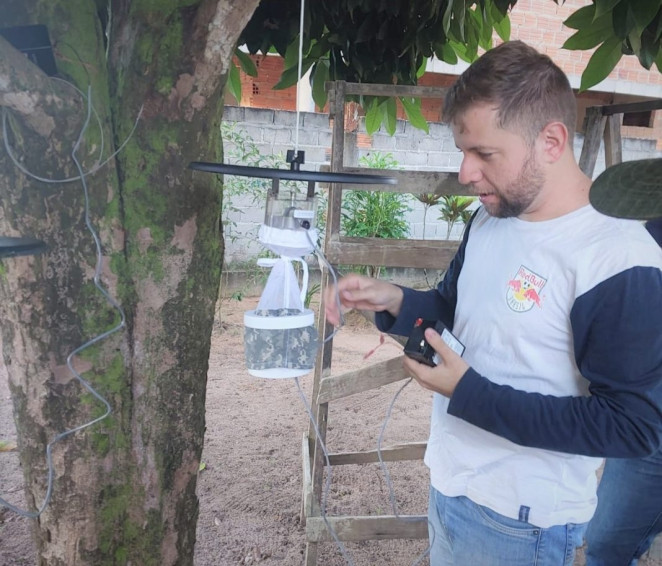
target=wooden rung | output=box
[318,168,469,196]
[328,441,427,465]
[306,514,428,542]
[324,237,459,268]
[318,356,409,404]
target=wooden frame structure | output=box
[301,81,470,564]
[300,89,662,563]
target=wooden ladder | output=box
[300,81,469,565]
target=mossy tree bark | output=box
[0,0,259,564]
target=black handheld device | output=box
[403,318,465,367]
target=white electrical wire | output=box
[0,84,129,518]
[301,229,434,564]
[295,375,356,566]
[2,80,143,185]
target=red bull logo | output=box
[506,265,546,312]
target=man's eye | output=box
[478,152,493,160]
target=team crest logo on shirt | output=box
[506,265,546,312]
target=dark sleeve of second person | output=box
[448,265,662,458]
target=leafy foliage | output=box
[560,0,662,91]
[341,152,411,277]
[238,0,516,132]
[236,0,662,119]
[221,122,303,246]
[438,195,476,238]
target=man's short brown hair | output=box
[443,41,577,145]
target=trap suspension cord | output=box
[294,375,356,566]
[293,0,305,154]
[376,378,435,565]
[2,80,143,185]
[0,83,137,518]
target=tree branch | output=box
[0,36,76,137]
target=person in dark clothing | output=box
[585,158,662,566]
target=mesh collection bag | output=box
[244,257,319,378]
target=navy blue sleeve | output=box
[375,212,476,336]
[448,266,662,458]
[375,211,475,336]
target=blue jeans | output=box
[428,486,587,566]
[585,450,662,566]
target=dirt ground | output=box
[1,296,660,565]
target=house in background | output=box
[220,0,662,265]
[231,0,662,148]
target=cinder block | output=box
[371,134,397,150]
[243,107,275,124]
[395,135,419,151]
[303,112,331,129]
[274,111,298,126]
[403,151,429,166]
[223,106,245,121]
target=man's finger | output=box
[424,328,456,359]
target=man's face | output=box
[452,104,545,219]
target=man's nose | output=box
[458,154,482,186]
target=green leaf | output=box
[613,1,637,39]
[442,0,454,33]
[629,0,661,33]
[416,57,427,79]
[311,60,329,110]
[235,49,257,77]
[400,97,429,134]
[365,97,383,135]
[273,59,314,90]
[637,30,659,69]
[453,0,467,42]
[227,61,241,102]
[656,47,662,71]
[564,5,596,30]
[435,41,459,64]
[283,39,300,70]
[448,39,473,63]
[491,2,511,41]
[654,10,662,42]
[475,9,493,50]
[594,0,622,20]
[382,97,397,136]
[579,37,623,91]
[562,10,615,50]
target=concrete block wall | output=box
[221,106,662,264]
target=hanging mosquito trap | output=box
[188,0,398,379]
[243,155,319,378]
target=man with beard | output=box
[325,41,662,566]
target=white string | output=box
[377,378,434,565]
[0,84,128,518]
[294,0,306,153]
[294,376,355,565]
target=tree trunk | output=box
[0,0,259,563]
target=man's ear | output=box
[538,121,568,163]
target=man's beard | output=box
[484,154,545,218]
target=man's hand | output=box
[403,327,470,397]
[324,273,404,325]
